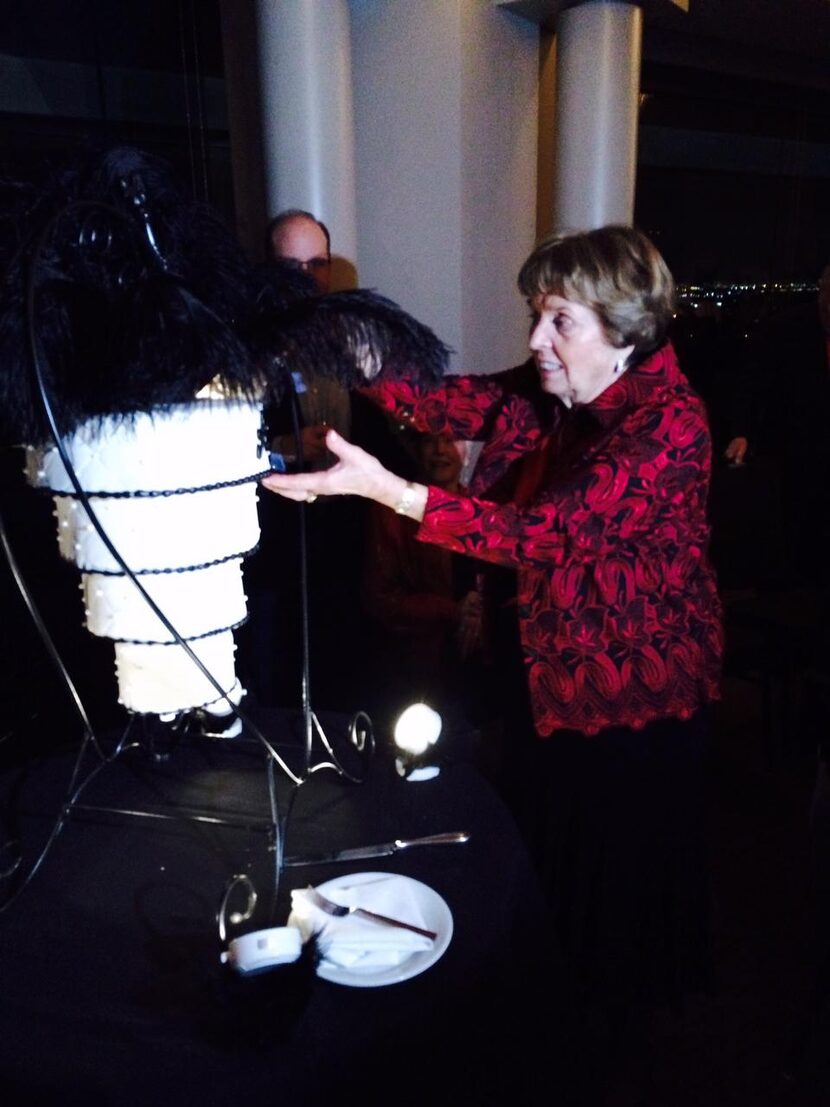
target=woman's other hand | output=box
[456,589,484,659]
[724,435,748,466]
[271,424,330,468]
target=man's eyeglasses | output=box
[297,256,330,273]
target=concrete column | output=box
[253,0,358,271]
[537,29,557,241]
[350,0,538,373]
[552,1,642,232]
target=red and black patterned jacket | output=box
[363,343,723,737]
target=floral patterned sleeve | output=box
[360,375,506,440]
[416,392,712,579]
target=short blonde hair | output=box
[518,224,675,359]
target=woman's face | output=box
[528,294,633,407]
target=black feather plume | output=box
[246,281,453,394]
[0,146,266,445]
[0,144,451,448]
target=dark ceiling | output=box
[641,0,830,72]
[0,0,225,77]
[2,1,830,91]
[505,0,830,93]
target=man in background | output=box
[266,209,350,469]
[267,208,332,292]
[238,209,408,716]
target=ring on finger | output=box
[305,492,318,504]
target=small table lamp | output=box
[393,702,443,781]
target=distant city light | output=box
[675,280,816,315]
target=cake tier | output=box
[27,399,265,493]
[114,632,241,715]
[82,559,248,643]
[52,483,259,572]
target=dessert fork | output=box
[304,886,438,940]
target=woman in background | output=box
[360,430,483,737]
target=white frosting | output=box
[82,559,248,643]
[51,483,259,572]
[114,635,242,715]
[28,400,265,493]
[27,400,269,716]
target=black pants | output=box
[520,709,713,1009]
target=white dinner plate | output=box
[313,871,453,988]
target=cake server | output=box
[282,831,470,867]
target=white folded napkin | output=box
[287,875,434,970]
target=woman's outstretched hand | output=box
[261,428,383,501]
[261,428,428,522]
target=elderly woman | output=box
[263,225,722,1090]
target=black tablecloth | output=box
[0,710,566,1106]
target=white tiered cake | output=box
[26,399,266,717]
